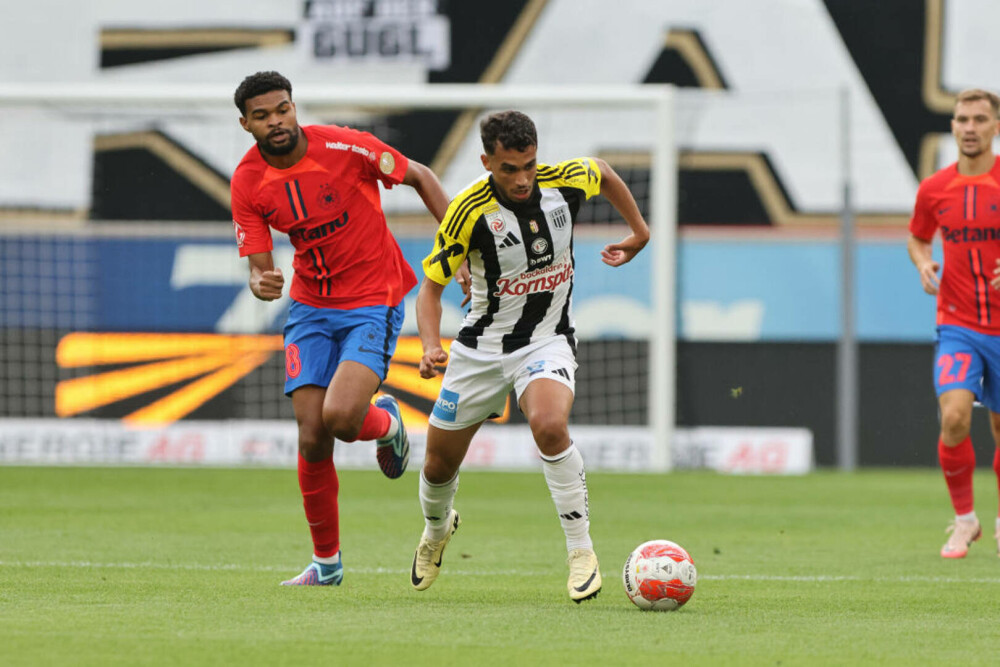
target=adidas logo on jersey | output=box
[499,232,521,248]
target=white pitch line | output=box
[704,574,1000,584]
[4,561,1000,584]
[0,560,542,577]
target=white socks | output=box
[418,445,592,551]
[381,413,399,441]
[313,552,340,565]
[419,471,459,540]
[541,444,593,552]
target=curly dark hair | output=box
[480,110,537,154]
[234,71,293,116]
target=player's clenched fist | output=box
[918,260,940,295]
[420,346,448,379]
[252,267,284,301]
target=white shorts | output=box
[429,337,578,430]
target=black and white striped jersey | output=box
[422,157,602,354]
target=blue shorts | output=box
[282,300,405,396]
[934,325,1000,411]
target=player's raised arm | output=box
[403,160,450,223]
[595,158,650,267]
[416,277,448,378]
[247,251,284,301]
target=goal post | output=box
[0,82,676,472]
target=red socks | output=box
[939,437,975,515]
[296,405,393,557]
[355,404,391,441]
[297,454,340,558]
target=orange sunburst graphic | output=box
[55,332,283,425]
[54,333,510,428]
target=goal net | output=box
[0,83,675,471]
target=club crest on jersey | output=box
[529,219,539,233]
[531,237,549,255]
[485,206,506,234]
[546,205,569,229]
[379,151,395,174]
[317,183,340,210]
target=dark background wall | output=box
[676,342,998,468]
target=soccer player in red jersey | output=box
[230,71,448,585]
[908,88,1000,558]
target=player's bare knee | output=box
[331,422,363,441]
[529,416,569,453]
[297,427,333,461]
[422,454,458,484]
[321,404,364,441]
[940,407,971,441]
[422,464,451,485]
[940,426,971,444]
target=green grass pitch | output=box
[3,465,1000,666]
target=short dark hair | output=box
[480,110,537,155]
[234,71,293,116]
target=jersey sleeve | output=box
[909,178,938,241]
[340,126,409,188]
[421,198,475,285]
[541,157,602,200]
[230,174,274,257]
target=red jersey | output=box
[910,156,1000,334]
[231,124,416,309]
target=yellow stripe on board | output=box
[57,332,283,367]
[383,364,443,400]
[56,354,235,416]
[52,332,473,426]
[396,399,430,431]
[392,336,452,365]
[124,351,273,425]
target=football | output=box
[622,539,697,611]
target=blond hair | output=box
[955,89,1000,117]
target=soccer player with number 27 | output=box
[909,88,1000,559]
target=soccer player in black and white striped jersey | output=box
[410,110,650,602]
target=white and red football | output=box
[622,539,697,611]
